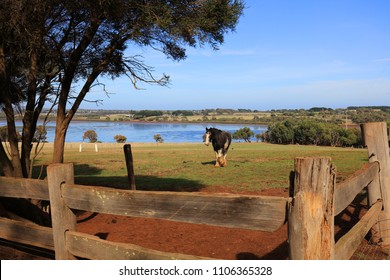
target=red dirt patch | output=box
[75,187,290,260]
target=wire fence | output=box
[351,218,390,260]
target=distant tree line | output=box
[262,119,362,147]
[350,110,389,124]
[133,110,164,119]
[171,110,194,116]
[347,106,390,111]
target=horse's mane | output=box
[208,127,223,134]
[207,128,231,142]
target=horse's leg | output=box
[219,157,226,167]
[222,151,228,167]
[220,136,230,167]
[216,149,227,167]
[219,150,228,167]
[214,151,220,167]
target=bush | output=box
[83,130,98,143]
[114,134,127,143]
[233,127,254,142]
[264,119,363,147]
[154,134,164,143]
[32,126,47,142]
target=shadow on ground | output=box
[75,175,206,192]
[72,163,206,192]
[32,163,206,192]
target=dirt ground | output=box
[1,187,389,260]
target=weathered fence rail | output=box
[334,161,379,216]
[0,122,389,260]
[61,183,288,231]
[0,175,288,231]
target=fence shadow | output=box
[74,163,206,192]
[75,175,206,192]
[0,238,54,260]
[33,163,206,192]
[334,188,368,242]
[72,163,205,192]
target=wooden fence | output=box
[0,122,389,260]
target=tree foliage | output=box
[83,130,98,143]
[171,110,194,116]
[32,126,47,143]
[350,110,388,124]
[114,134,127,143]
[233,127,254,142]
[134,110,164,119]
[154,134,164,143]
[263,119,362,147]
[0,0,244,178]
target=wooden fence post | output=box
[47,163,77,260]
[288,157,336,259]
[124,144,136,190]
[361,122,390,246]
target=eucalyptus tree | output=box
[0,0,244,178]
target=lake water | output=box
[0,120,267,143]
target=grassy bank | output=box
[32,142,368,194]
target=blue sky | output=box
[82,0,390,110]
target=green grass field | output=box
[32,142,368,194]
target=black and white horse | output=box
[203,127,232,167]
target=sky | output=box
[81,0,390,111]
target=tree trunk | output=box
[2,99,23,178]
[0,43,15,177]
[0,43,23,177]
[52,121,68,164]
[51,51,105,164]
[0,143,13,176]
[21,50,39,177]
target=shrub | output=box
[83,130,98,143]
[32,126,47,142]
[233,127,254,142]
[114,134,127,143]
[154,134,164,143]
[265,119,363,147]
